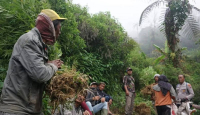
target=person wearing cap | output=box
[154,74,160,84]
[151,74,160,101]
[150,74,160,115]
[123,67,135,115]
[85,82,108,115]
[90,82,98,88]
[0,9,66,115]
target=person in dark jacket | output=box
[97,82,113,114]
[85,82,108,115]
[0,9,66,115]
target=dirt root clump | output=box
[141,83,155,96]
[45,66,88,112]
[135,103,151,115]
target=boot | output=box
[95,111,101,115]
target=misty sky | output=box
[72,0,200,38]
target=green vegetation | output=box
[1,0,200,114]
[140,0,200,67]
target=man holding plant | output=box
[0,9,66,115]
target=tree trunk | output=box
[165,7,179,67]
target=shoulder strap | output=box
[186,82,189,94]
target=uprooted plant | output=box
[45,66,89,113]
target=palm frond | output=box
[179,5,200,40]
[158,7,169,38]
[191,5,200,12]
[139,0,166,26]
[180,16,200,40]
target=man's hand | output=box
[101,97,105,102]
[192,104,200,110]
[93,96,100,100]
[83,110,90,115]
[126,91,129,96]
[48,59,63,69]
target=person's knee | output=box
[102,102,108,109]
[86,101,91,105]
[86,101,93,111]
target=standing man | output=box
[0,9,66,115]
[151,74,160,115]
[151,74,160,102]
[176,74,195,115]
[123,67,135,115]
[154,74,160,84]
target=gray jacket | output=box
[85,88,99,106]
[0,28,57,114]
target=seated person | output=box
[85,82,108,115]
[55,95,92,115]
[97,82,113,114]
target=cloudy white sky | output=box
[72,0,200,38]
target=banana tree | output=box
[153,41,169,65]
[139,0,200,67]
[154,41,187,65]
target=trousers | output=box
[125,92,135,115]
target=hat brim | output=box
[57,18,67,21]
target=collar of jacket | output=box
[179,81,186,85]
[33,27,48,51]
[32,27,49,58]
